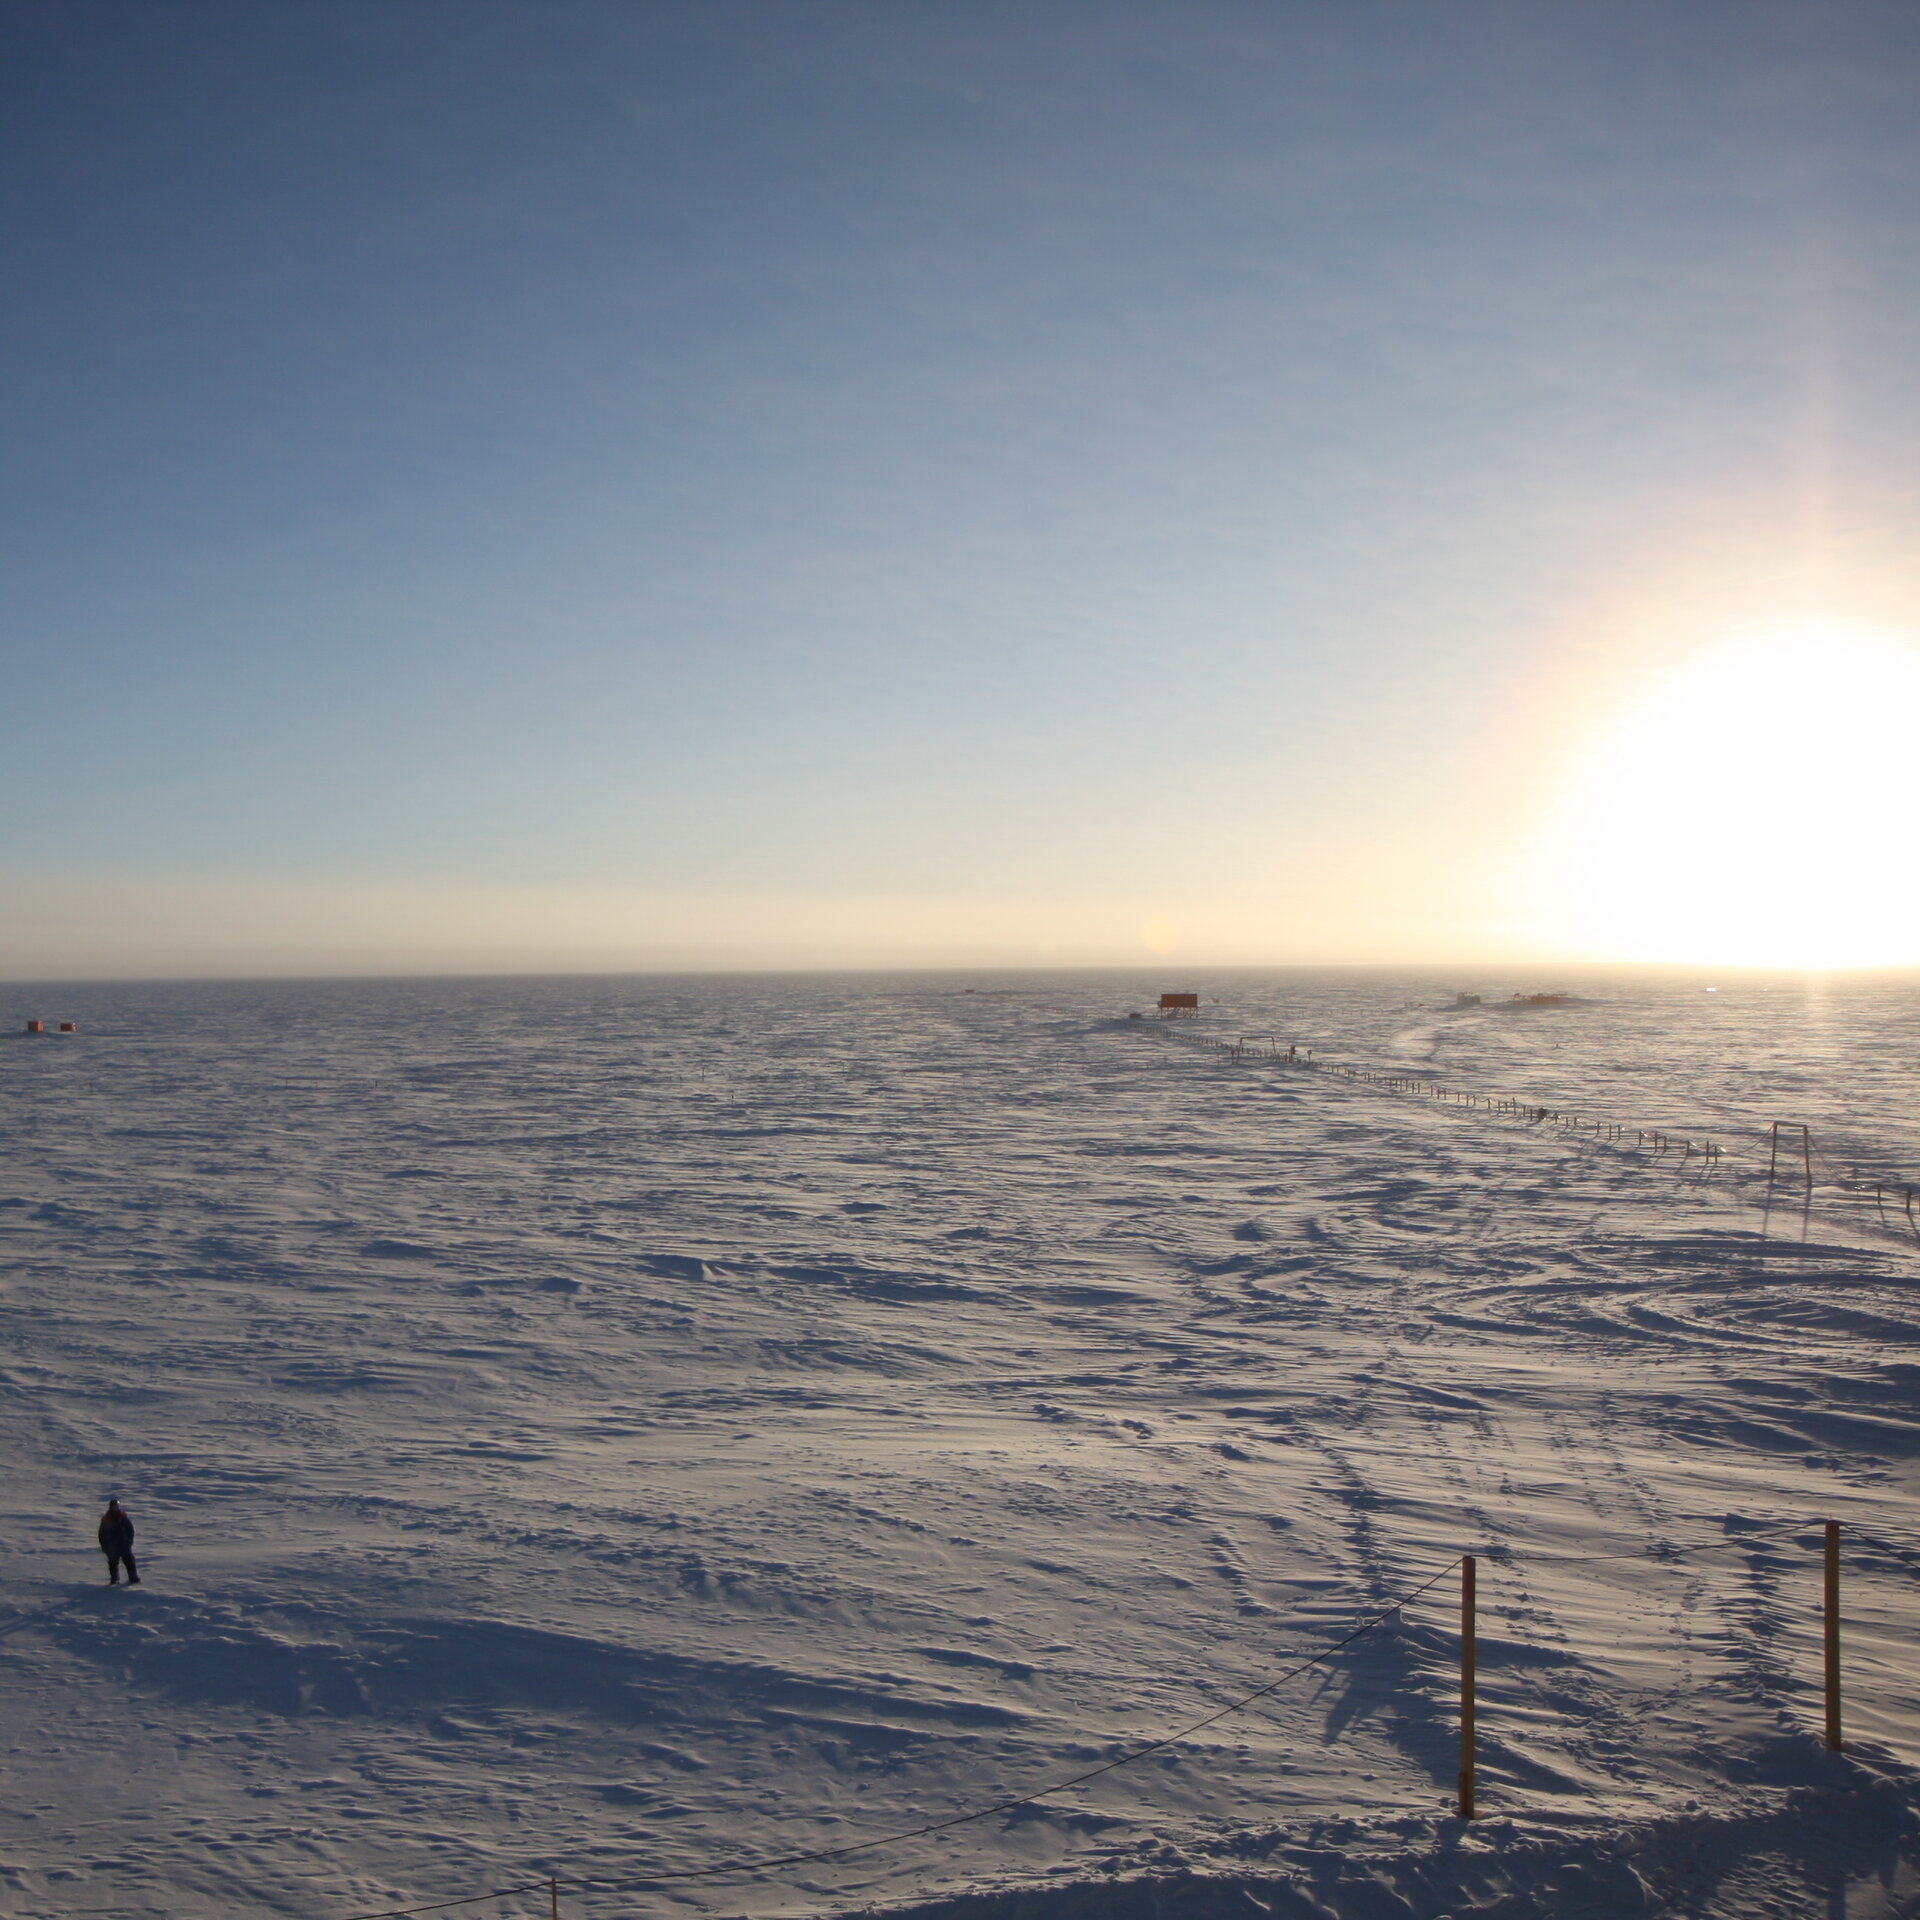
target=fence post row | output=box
[369,1517,1874,1911]
[1159,1023,1920,1204]
[1146,1027,1882,1806]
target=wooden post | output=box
[1458,1555,1477,1818]
[1803,1127,1814,1193]
[1824,1522,1844,1752]
[1768,1121,1780,1186]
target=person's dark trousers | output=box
[106,1553,138,1585]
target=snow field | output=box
[0,969,1917,1919]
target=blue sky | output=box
[6,1,1919,974]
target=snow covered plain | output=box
[2,966,1919,1920]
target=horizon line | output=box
[4,957,1916,991]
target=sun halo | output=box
[1529,623,1920,970]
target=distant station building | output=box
[1157,992,1200,1018]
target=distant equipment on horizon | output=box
[1452,992,1570,1008]
[20,1020,78,1033]
[1157,992,1200,1018]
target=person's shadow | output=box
[0,1595,84,1641]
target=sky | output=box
[5,0,1920,978]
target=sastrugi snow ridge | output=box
[1,967,1917,1918]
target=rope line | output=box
[1150,1024,1727,1152]
[334,1558,1464,1920]
[1144,1025,1920,1245]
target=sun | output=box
[1529,622,1920,968]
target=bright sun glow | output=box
[1531,622,1920,968]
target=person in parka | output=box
[98,1499,138,1585]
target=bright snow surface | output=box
[3,967,1919,1919]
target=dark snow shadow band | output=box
[331,1558,1468,1920]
